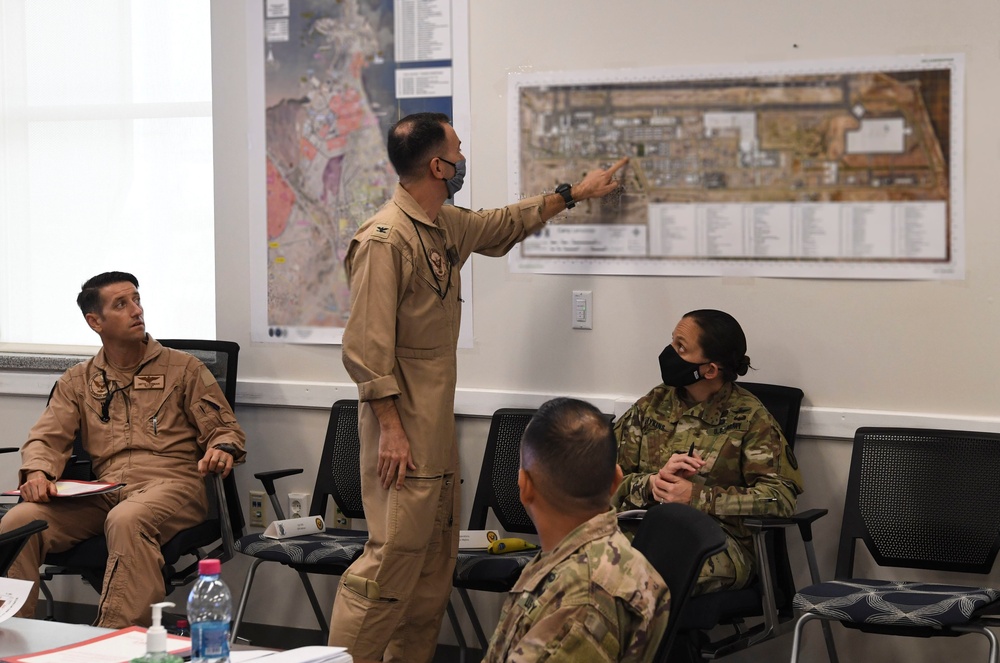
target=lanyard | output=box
[410,219,453,300]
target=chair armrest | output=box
[747,508,830,589]
[745,508,828,542]
[253,469,304,521]
[211,474,236,562]
[253,468,303,496]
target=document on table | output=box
[237,646,352,662]
[2,480,126,498]
[4,625,189,663]
[0,578,32,624]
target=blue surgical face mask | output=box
[437,157,466,197]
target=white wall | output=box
[3,1,1000,661]
[217,0,1000,420]
[207,1,1000,659]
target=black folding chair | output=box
[671,382,836,662]
[452,408,540,654]
[230,399,368,643]
[633,503,728,662]
[38,339,245,616]
[791,427,1000,663]
[1,520,48,576]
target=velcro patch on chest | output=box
[134,374,165,390]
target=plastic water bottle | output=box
[187,559,232,663]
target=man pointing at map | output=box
[332,111,627,662]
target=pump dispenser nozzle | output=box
[148,602,173,653]
[130,601,183,663]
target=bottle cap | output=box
[198,559,222,575]
[148,601,174,653]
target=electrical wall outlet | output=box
[333,504,350,528]
[249,490,266,527]
[288,492,310,519]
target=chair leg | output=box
[820,619,839,663]
[296,571,329,637]
[800,540,839,663]
[789,613,825,663]
[39,579,55,621]
[952,625,999,663]
[231,557,265,643]
[446,599,468,663]
[457,587,490,651]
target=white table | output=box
[0,617,114,660]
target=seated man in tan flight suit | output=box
[0,271,246,628]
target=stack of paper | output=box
[236,646,352,662]
[2,480,125,498]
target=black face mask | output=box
[658,345,706,388]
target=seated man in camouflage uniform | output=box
[613,309,803,595]
[483,397,670,663]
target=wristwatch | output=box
[555,183,575,209]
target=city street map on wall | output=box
[251,0,470,344]
[508,54,963,280]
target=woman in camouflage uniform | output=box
[613,309,803,594]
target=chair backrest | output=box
[1,520,47,575]
[634,504,728,660]
[159,339,245,543]
[467,408,537,534]
[311,400,366,522]
[157,339,240,410]
[739,382,804,446]
[737,382,805,608]
[836,427,1000,579]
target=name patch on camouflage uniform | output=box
[371,224,391,240]
[134,374,165,390]
[709,422,750,435]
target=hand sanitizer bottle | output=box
[131,601,184,663]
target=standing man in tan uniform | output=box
[0,271,245,628]
[332,112,627,663]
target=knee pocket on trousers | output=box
[387,477,446,554]
[341,582,398,605]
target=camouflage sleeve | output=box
[502,605,622,663]
[613,404,654,510]
[690,411,804,518]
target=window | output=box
[0,0,215,348]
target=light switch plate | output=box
[572,290,593,330]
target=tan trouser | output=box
[0,478,206,628]
[328,468,459,663]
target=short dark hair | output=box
[77,272,139,316]
[521,397,617,511]
[387,112,451,180]
[684,309,751,382]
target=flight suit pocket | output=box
[387,475,443,554]
[194,393,238,429]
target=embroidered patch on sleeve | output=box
[371,224,391,240]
